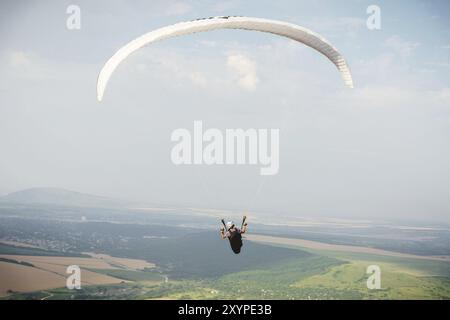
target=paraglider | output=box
[95,17,354,255]
[220,216,248,254]
[97,16,353,101]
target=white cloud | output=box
[164,2,192,16]
[198,40,217,48]
[227,54,259,91]
[9,51,31,67]
[436,88,450,103]
[131,49,216,89]
[308,16,365,30]
[385,35,420,58]
[3,50,59,81]
[336,17,366,29]
[426,61,450,68]
[211,0,239,13]
[305,16,365,38]
[188,71,207,87]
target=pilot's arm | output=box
[220,227,227,239]
[241,223,248,234]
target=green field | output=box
[1,220,449,300]
[294,260,450,299]
[153,252,450,300]
[0,244,88,257]
[5,245,448,300]
[88,268,165,282]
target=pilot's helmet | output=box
[226,221,235,229]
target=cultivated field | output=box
[246,234,450,262]
[0,261,66,296]
[84,253,155,270]
[0,253,154,296]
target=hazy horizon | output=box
[1,1,450,223]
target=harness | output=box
[228,229,243,254]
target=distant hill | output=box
[0,187,131,208]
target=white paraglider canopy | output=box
[97,16,353,101]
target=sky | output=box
[0,0,450,223]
